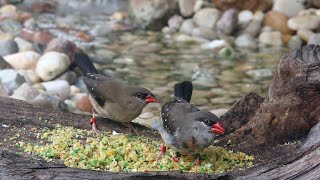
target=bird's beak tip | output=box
[145,95,157,103]
[211,122,225,135]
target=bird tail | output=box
[174,81,193,102]
[73,49,98,75]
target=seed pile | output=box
[17,125,254,174]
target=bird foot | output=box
[156,145,166,161]
[122,122,140,136]
[90,118,100,135]
[172,157,179,162]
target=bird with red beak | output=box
[155,81,225,165]
[74,49,157,134]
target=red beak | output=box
[145,95,157,103]
[211,122,225,135]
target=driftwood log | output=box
[1,44,320,179]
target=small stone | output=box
[113,57,134,64]
[0,19,23,35]
[168,15,183,31]
[178,0,196,17]
[0,40,18,56]
[0,56,12,70]
[41,80,70,100]
[70,85,81,94]
[216,8,238,35]
[35,52,71,81]
[3,51,40,70]
[18,70,41,84]
[162,26,174,34]
[33,31,54,45]
[312,0,320,8]
[45,38,77,60]
[15,12,32,22]
[0,84,9,97]
[235,34,257,49]
[90,24,112,37]
[0,33,14,40]
[0,4,17,18]
[246,68,273,80]
[111,11,128,21]
[180,19,194,35]
[192,27,217,40]
[200,39,226,49]
[308,33,320,45]
[297,29,314,42]
[76,94,93,113]
[264,11,293,34]
[243,20,262,37]
[238,10,253,27]
[253,11,264,22]
[288,15,320,30]
[30,93,68,111]
[14,37,33,51]
[210,109,228,118]
[273,0,304,17]
[288,35,303,49]
[192,97,208,106]
[10,83,39,101]
[55,71,77,84]
[259,31,283,46]
[0,69,25,93]
[32,1,56,13]
[210,96,235,104]
[193,8,221,29]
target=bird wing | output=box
[83,73,122,107]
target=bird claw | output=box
[91,122,100,135]
[156,145,166,161]
[123,122,140,136]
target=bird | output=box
[155,81,224,165]
[73,49,157,134]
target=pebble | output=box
[216,8,238,35]
[178,0,196,17]
[14,37,33,51]
[192,27,217,40]
[258,31,283,46]
[246,68,273,80]
[235,34,257,49]
[55,71,77,84]
[244,20,262,37]
[0,40,18,56]
[210,96,235,104]
[0,56,12,70]
[273,0,304,17]
[179,19,194,35]
[76,94,93,113]
[18,70,41,84]
[29,92,68,111]
[0,4,17,18]
[193,8,221,29]
[35,51,71,81]
[41,80,71,100]
[0,84,9,97]
[200,39,226,50]
[168,15,183,31]
[308,33,320,45]
[288,15,320,30]
[210,108,228,118]
[0,69,25,93]
[238,10,253,27]
[10,83,40,101]
[3,51,40,70]
[70,85,81,94]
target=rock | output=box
[76,94,93,113]
[90,49,118,64]
[193,8,221,29]
[162,26,174,34]
[30,93,68,111]
[179,19,194,35]
[297,29,314,42]
[41,80,70,100]
[90,24,112,37]
[259,31,283,46]
[192,97,208,106]
[0,33,13,40]
[253,11,265,22]
[238,10,253,27]
[210,108,228,118]
[0,69,25,93]
[0,19,22,35]
[129,0,176,30]
[70,85,81,94]
[33,31,54,45]
[18,70,41,84]
[0,84,9,97]
[31,1,56,13]
[113,57,134,64]
[273,0,304,17]
[312,0,320,8]
[308,33,320,45]
[14,37,33,51]
[301,122,320,149]
[55,71,77,84]
[45,38,77,60]
[212,0,272,12]
[210,96,235,104]
[35,52,71,81]
[216,8,238,35]
[0,56,12,70]
[264,11,293,34]
[10,83,39,101]
[192,69,216,88]
[288,15,320,30]
[288,35,303,49]
[243,20,262,37]
[0,40,18,56]
[3,51,40,70]
[192,27,217,40]
[178,0,196,17]
[168,15,183,31]
[200,39,226,49]
[0,4,17,18]
[235,34,257,49]
[175,34,207,43]
[246,68,273,80]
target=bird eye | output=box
[203,119,210,125]
[136,92,143,99]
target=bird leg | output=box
[122,122,140,136]
[193,153,201,166]
[156,144,166,161]
[172,152,181,162]
[90,109,100,134]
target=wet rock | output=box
[178,0,196,17]
[35,52,71,81]
[192,27,217,40]
[297,29,314,42]
[273,0,304,17]
[55,71,77,84]
[259,31,283,46]
[30,93,68,111]
[246,68,273,80]
[10,83,39,101]
[0,56,12,70]
[243,20,262,37]
[179,19,194,35]
[18,70,41,85]
[253,11,265,22]
[162,26,174,34]
[238,10,253,27]
[168,15,183,31]
[235,34,257,49]
[264,11,293,34]
[212,0,272,12]
[3,51,40,70]
[193,8,221,29]
[288,15,320,30]
[0,19,22,35]
[129,0,176,30]
[33,31,54,45]
[0,69,25,93]
[216,8,238,35]
[0,40,18,56]
[76,94,93,113]
[288,35,303,49]
[14,37,33,52]
[73,77,87,93]
[41,80,70,100]
[308,33,320,45]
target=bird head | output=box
[192,111,225,135]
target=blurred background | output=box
[0,0,319,116]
